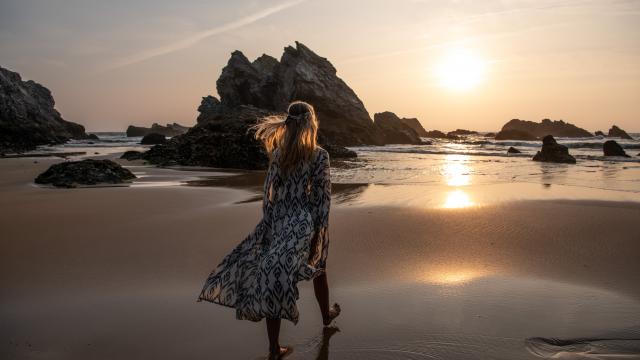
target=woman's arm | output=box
[308,149,331,265]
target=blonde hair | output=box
[252,101,319,175]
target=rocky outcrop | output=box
[373,112,422,144]
[398,118,428,137]
[607,125,633,140]
[126,123,189,137]
[35,159,136,188]
[594,130,605,137]
[323,144,357,158]
[0,66,91,152]
[424,130,459,140]
[507,147,521,154]
[120,150,144,161]
[140,133,167,145]
[447,129,478,137]
[603,140,630,157]
[496,119,592,140]
[495,129,537,141]
[532,135,576,164]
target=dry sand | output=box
[1,157,640,359]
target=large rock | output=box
[496,118,592,140]
[532,135,576,164]
[373,112,422,144]
[126,123,189,137]
[35,159,136,188]
[0,66,91,152]
[603,140,630,157]
[495,129,537,141]
[607,125,633,140]
[399,117,428,137]
[140,133,167,145]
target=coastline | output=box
[2,154,640,359]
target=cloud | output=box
[105,0,306,70]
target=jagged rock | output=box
[424,130,459,140]
[607,125,633,140]
[373,112,422,144]
[594,130,605,137]
[532,135,576,164]
[35,159,136,188]
[496,119,592,140]
[484,132,496,138]
[323,144,357,158]
[126,122,189,137]
[398,117,428,137]
[0,66,91,152]
[495,129,537,141]
[603,140,630,157]
[140,133,167,145]
[507,146,521,154]
[120,150,144,161]
[447,129,478,137]
[214,42,386,146]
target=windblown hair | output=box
[252,101,319,175]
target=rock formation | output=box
[594,130,605,137]
[496,119,592,140]
[424,130,459,140]
[607,125,633,140]
[126,123,189,137]
[603,140,630,157]
[494,129,537,141]
[120,150,144,161]
[532,135,576,164]
[0,66,91,152]
[140,133,167,145]
[398,117,428,137]
[447,129,478,137]
[373,112,422,144]
[507,146,521,154]
[35,159,136,188]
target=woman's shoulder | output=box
[314,146,329,161]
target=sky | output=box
[1,0,639,132]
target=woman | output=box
[197,101,340,359]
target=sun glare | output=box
[434,47,487,91]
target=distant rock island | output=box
[0,66,93,152]
[607,125,633,140]
[144,42,427,169]
[496,119,593,140]
[126,123,189,137]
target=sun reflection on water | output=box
[422,268,489,285]
[443,189,474,208]
[443,154,471,186]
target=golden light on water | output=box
[434,47,487,91]
[443,189,474,209]
[441,155,475,208]
[422,267,489,285]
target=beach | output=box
[2,148,640,359]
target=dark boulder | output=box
[323,144,357,159]
[507,146,521,154]
[87,133,100,140]
[424,130,459,140]
[126,122,190,137]
[398,117,428,137]
[373,112,422,144]
[447,129,478,137]
[495,129,537,140]
[532,135,576,164]
[0,66,91,152]
[607,125,633,140]
[594,130,605,137]
[141,133,167,145]
[603,140,630,157]
[35,159,136,188]
[484,132,496,138]
[120,150,145,161]
[497,118,592,139]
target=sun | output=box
[434,47,487,91]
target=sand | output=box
[1,156,640,359]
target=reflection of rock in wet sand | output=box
[185,172,369,204]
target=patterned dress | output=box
[197,146,331,324]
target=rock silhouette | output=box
[140,133,167,145]
[35,159,136,188]
[603,140,630,157]
[373,112,422,144]
[126,123,189,137]
[607,125,633,140]
[496,118,592,140]
[532,135,576,164]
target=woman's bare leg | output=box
[313,273,340,325]
[266,318,289,359]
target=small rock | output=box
[323,144,357,158]
[507,146,521,154]
[603,140,630,157]
[532,135,576,164]
[120,150,144,161]
[594,130,605,137]
[35,159,136,188]
[141,133,167,145]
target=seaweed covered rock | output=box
[603,140,630,157]
[35,159,136,188]
[532,135,576,164]
[0,66,91,152]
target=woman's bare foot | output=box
[268,346,291,360]
[322,303,341,326]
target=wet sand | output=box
[1,157,640,359]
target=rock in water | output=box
[495,129,537,141]
[398,117,428,137]
[373,112,422,144]
[424,130,459,140]
[607,125,633,140]
[35,159,136,188]
[603,140,630,157]
[126,123,190,137]
[323,144,357,158]
[496,118,592,139]
[0,66,91,152]
[594,130,605,137]
[507,146,521,154]
[141,133,167,145]
[120,151,144,161]
[447,129,478,137]
[532,135,576,164]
